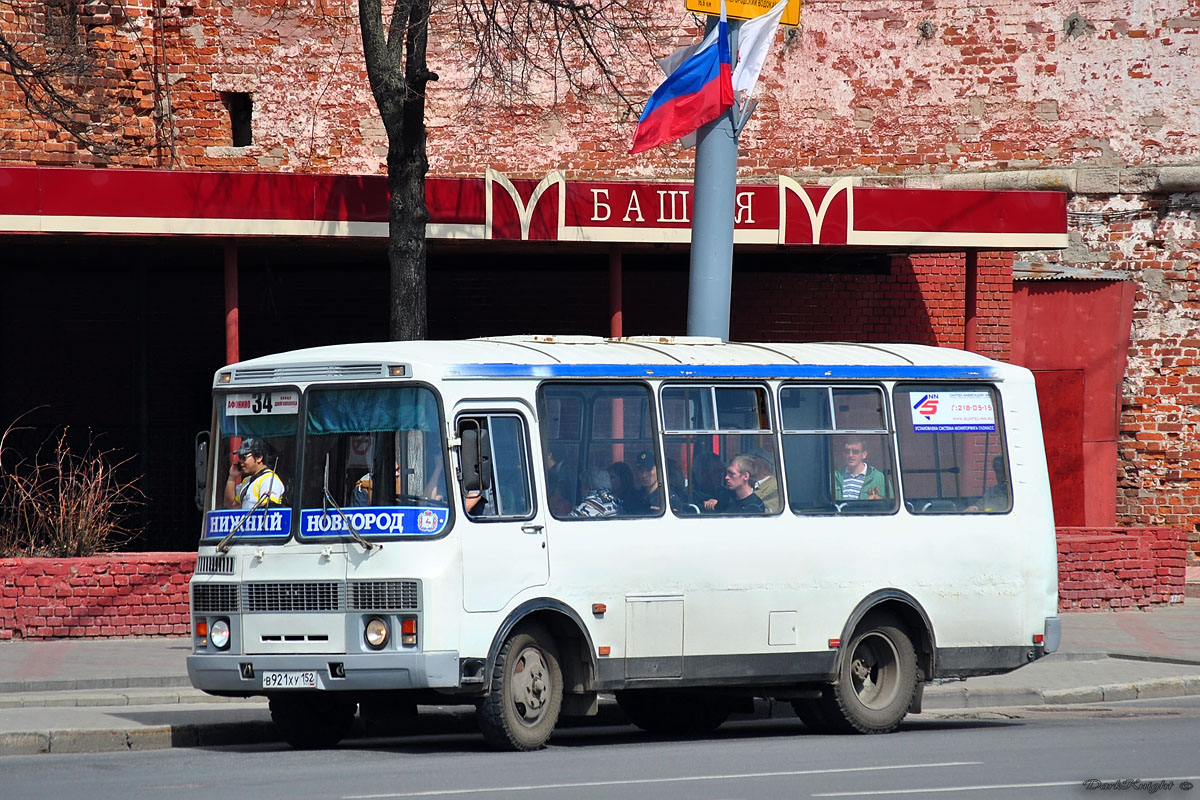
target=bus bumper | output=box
[187,650,461,694]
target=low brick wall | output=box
[0,531,1189,639]
[1057,527,1187,611]
[0,553,196,640]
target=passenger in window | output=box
[747,447,780,514]
[570,469,620,517]
[226,438,285,510]
[607,461,636,513]
[833,437,892,501]
[352,463,400,506]
[630,450,664,514]
[708,455,766,514]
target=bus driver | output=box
[225,438,284,510]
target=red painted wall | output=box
[1011,280,1136,526]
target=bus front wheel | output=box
[820,619,917,734]
[268,693,357,749]
[477,624,563,751]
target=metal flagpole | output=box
[686,18,740,341]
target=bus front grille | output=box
[243,581,342,612]
[348,580,420,611]
[192,583,239,613]
[195,555,236,575]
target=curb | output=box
[921,675,1200,710]
[3,678,1200,756]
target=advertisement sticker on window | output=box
[910,392,996,432]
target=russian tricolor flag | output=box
[630,6,734,155]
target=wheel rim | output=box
[509,645,551,727]
[848,631,900,710]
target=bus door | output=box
[455,407,548,613]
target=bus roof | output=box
[217,337,1026,386]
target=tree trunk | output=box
[387,121,429,341]
[359,0,433,342]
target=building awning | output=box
[0,166,1067,250]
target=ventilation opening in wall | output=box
[222,92,253,147]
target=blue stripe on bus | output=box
[444,363,1001,380]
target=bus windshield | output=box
[298,385,449,539]
[211,389,299,513]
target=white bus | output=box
[188,336,1060,750]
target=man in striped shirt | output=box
[833,437,890,502]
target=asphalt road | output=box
[3,698,1199,800]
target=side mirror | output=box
[459,426,491,493]
[194,431,210,511]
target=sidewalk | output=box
[1,602,1198,756]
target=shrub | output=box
[0,413,143,557]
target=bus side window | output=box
[458,415,534,520]
[893,384,1011,514]
[780,385,896,516]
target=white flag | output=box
[732,0,789,103]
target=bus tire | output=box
[477,624,563,751]
[268,693,357,749]
[820,620,917,734]
[615,691,732,736]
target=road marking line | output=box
[812,775,1200,796]
[343,761,983,799]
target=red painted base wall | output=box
[0,553,196,640]
[1057,528,1187,611]
[0,533,1188,640]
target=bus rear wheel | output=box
[269,693,357,749]
[477,624,563,751]
[615,691,733,736]
[820,620,917,734]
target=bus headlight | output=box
[210,618,231,650]
[365,617,389,650]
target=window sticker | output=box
[203,508,292,540]
[299,506,448,537]
[225,392,300,416]
[910,391,996,432]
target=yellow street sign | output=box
[686,0,801,26]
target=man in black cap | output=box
[225,438,284,510]
[631,450,663,514]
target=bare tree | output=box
[358,0,658,340]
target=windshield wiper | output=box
[323,454,377,553]
[216,492,270,554]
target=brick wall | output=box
[1057,527,1187,611]
[729,253,1014,353]
[0,530,1185,640]
[0,553,196,640]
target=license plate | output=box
[261,670,321,689]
